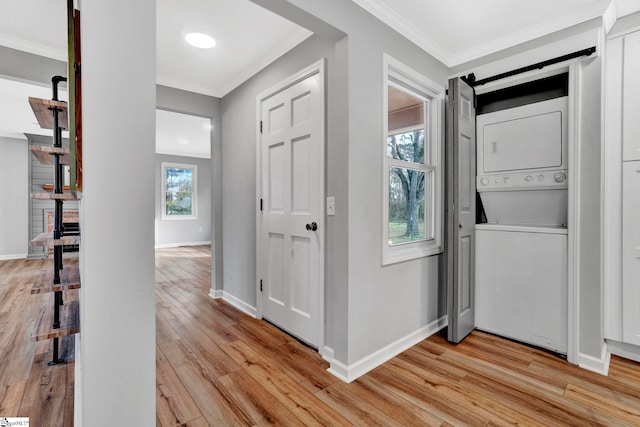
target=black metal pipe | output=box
[48,75,68,367]
[464,46,596,87]
[53,291,62,329]
[51,75,67,101]
[48,337,63,366]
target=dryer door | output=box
[477,97,568,174]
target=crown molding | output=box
[0,33,66,62]
[352,0,609,68]
[351,0,452,66]
[608,6,640,38]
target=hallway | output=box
[155,246,640,426]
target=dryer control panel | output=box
[477,170,568,191]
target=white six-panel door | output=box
[258,64,324,348]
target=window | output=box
[383,55,444,265]
[161,162,197,220]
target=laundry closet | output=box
[444,45,596,361]
[474,73,569,355]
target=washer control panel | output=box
[477,170,568,190]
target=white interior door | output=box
[446,77,476,343]
[258,66,324,348]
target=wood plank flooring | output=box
[0,256,75,427]
[3,246,640,426]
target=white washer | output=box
[475,224,567,354]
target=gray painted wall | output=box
[0,45,66,86]
[155,153,211,246]
[220,31,351,357]
[228,0,449,367]
[334,1,448,365]
[220,33,340,306]
[0,136,28,258]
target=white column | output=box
[76,0,156,425]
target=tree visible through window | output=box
[388,130,426,243]
[162,162,197,219]
[382,54,443,265]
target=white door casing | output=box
[446,77,476,344]
[622,161,640,346]
[256,60,325,348]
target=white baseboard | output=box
[208,289,223,299]
[578,343,611,376]
[327,315,448,383]
[155,240,211,249]
[0,253,27,260]
[606,339,640,364]
[207,290,257,318]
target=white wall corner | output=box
[208,288,223,299]
[321,346,335,362]
[221,291,258,318]
[327,315,448,383]
[578,343,611,376]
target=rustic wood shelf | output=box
[31,265,81,294]
[28,97,68,130]
[30,145,70,165]
[33,299,80,341]
[30,233,80,248]
[43,184,71,191]
[32,192,80,201]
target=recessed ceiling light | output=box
[185,32,216,49]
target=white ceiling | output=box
[0,0,633,153]
[156,110,211,159]
[156,0,312,97]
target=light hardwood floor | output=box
[2,246,640,426]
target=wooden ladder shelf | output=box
[28,75,81,366]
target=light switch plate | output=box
[327,196,335,216]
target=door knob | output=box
[305,222,318,231]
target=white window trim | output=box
[382,54,444,265]
[161,162,198,220]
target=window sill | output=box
[161,216,198,221]
[382,241,443,265]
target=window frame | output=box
[161,162,198,221]
[382,54,444,265]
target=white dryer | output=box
[476,96,568,226]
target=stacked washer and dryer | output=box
[475,96,568,354]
